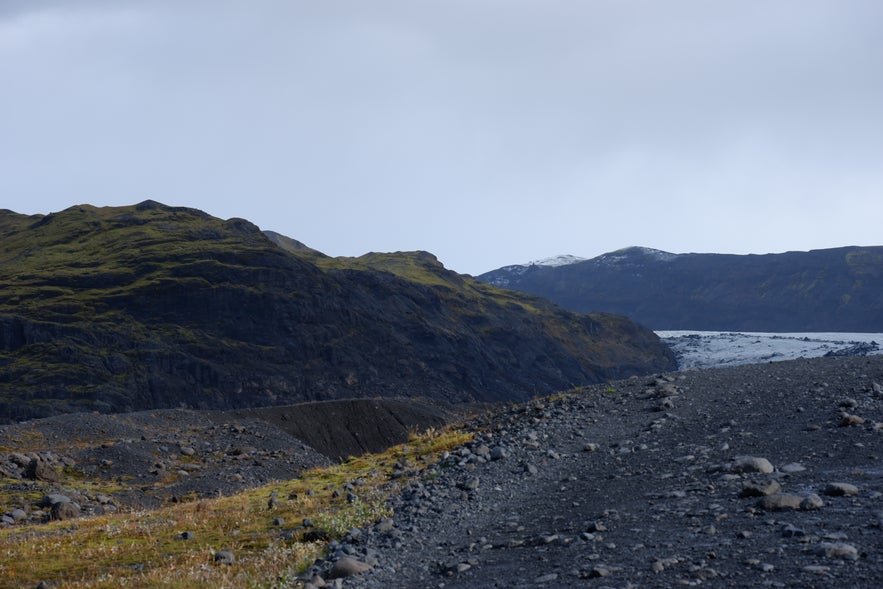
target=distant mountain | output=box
[478,246,883,332]
[0,203,675,422]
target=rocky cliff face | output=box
[478,246,883,332]
[0,202,674,422]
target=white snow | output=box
[527,254,587,267]
[657,331,883,370]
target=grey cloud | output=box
[1,1,882,274]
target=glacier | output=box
[658,331,883,370]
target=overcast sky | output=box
[2,1,881,275]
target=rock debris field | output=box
[308,355,883,588]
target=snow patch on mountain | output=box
[481,254,586,286]
[526,254,587,267]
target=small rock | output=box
[583,443,600,452]
[731,456,774,474]
[800,494,824,510]
[739,480,781,497]
[756,494,803,511]
[327,556,372,579]
[657,398,675,411]
[458,476,480,491]
[95,494,114,505]
[50,502,80,521]
[781,524,805,538]
[816,542,859,560]
[39,494,71,508]
[779,462,806,473]
[534,572,558,583]
[302,575,326,589]
[214,550,236,565]
[490,446,509,461]
[25,458,60,482]
[374,518,395,533]
[839,413,866,427]
[823,482,859,497]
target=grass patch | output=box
[0,427,472,588]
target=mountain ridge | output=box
[0,202,675,422]
[478,245,883,332]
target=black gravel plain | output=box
[316,355,883,589]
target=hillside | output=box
[478,246,883,331]
[0,202,674,422]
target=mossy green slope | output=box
[0,201,674,422]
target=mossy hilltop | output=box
[0,201,674,422]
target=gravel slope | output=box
[312,355,883,588]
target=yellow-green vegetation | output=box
[311,250,548,315]
[0,427,472,589]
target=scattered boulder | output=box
[816,542,859,560]
[739,480,781,497]
[756,493,824,511]
[823,482,859,497]
[50,501,80,521]
[731,456,774,474]
[213,550,236,565]
[801,494,825,510]
[490,446,509,461]
[39,494,72,508]
[327,556,372,579]
[458,476,480,491]
[25,457,60,482]
[839,413,866,427]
